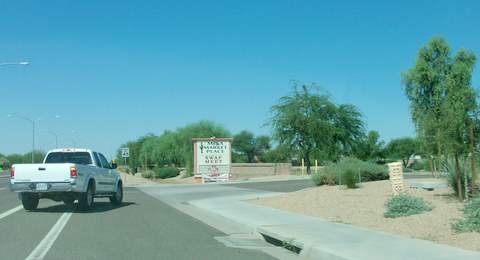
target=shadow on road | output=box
[33,201,137,213]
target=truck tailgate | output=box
[13,163,73,182]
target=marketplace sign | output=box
[193,138,232,183]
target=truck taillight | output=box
[10,166,14,178]
[70,166,78,177]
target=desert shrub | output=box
[453,196,480,233]
[154,167,179,179]
[311,172,323,186]
[311,158,387,187]
[141,170,154,179]
[312,165,337,186]
[384,194,433,218]
[343,169,358,188]
[357,161,388,181]
[336,157,388,184]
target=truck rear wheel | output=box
[110,182,123,206]
[78,182,95,211]
[22,193,39,211]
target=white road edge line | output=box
[26,212,73,260]
[0,187,6,191]
[0,205,23,220]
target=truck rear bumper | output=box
[10,182,77,193]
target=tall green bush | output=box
[312,165,337,186]
[343,169,358,188]
[154,167,179,179]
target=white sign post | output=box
[121,147,130,166]
[193,138,232,183]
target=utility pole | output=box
[8,114,37,163]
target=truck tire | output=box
[78,182,95,211]
[110,182,123,206]
[22,193,39,211]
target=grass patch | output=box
[384,194,433,218]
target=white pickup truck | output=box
[10,148,123,211]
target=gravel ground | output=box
[253,180,480,252]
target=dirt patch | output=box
[252,180,480,252]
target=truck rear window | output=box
[44,152,92,165]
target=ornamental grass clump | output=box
[311,164,337,186]
[384,194,433,218]
[453,196,480,233]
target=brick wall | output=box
[230,163,291,180]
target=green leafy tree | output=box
[262,144,292,163]
[403,37,451,170]
[232,131,272,163]
[4,150,45,164]
[353,130,385,161]
[384,137,421,168]
[151,131,184,167]
[403,37,478,199]
[117,134,156,172]
[442,49,478,197]
[255,135,272,162]
[175,121,231,175]
[232,131,256,163]
[270,83,364,174]
[6,154,24,164]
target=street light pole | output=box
[41,130,60,149]
[8,114,37,163]
[32,120,35,162]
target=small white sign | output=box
[121,148,130,158]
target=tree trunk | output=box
[435,128,444,178]
[469,122,478,195]
[428,156,435,176]
[402,159,408,168]
[454,153,464,200]
[304,149,312,175]
[305,154,311,175]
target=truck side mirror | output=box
[111,161,117,169]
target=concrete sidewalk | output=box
[188,193,480,260]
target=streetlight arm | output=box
[8,114,35,124]
[0,61,29,66]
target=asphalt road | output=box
[0,178,311,260]
[0,178,274,260]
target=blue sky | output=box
[1,0,479,158]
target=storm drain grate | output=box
[260,233,302,254]
[215,234,273,249]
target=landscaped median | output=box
[253,179,480,252]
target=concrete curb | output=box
[188,194,480,260]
